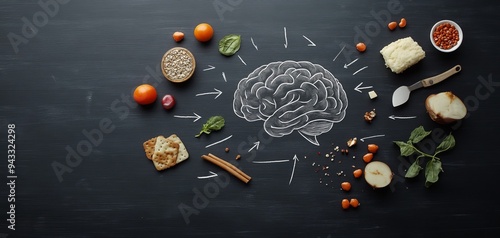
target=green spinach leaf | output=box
[196,116,225,137]
[219,34,241,56]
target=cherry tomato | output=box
[133,84,157,105]
[341,199,350,210]
[161,94,176,110]
[341,182,351,191]
[194,23,214,42]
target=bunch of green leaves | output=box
[394,126,455,188]
[195,116,225,137]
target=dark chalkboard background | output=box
[1,0,500,237]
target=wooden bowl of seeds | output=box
[161,47,196,83]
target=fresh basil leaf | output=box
[219,34,241,56]
[405,160,423,178]
[394,141,416,157]
[424,159,442,187]
[435,133,455,155]
[409,126,431,144]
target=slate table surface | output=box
[1,0,500,237]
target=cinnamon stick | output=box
[207,153,251,181]
[201,154,251,183]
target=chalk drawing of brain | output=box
[233,60,348,146]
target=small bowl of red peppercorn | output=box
[430,20,463,52]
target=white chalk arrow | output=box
[289,155,299,185]
[196,88,222,99]
[197,171,218,179]
[389,115,417,120]
[203,65,215,71]
[302,35,316,47]
[283,27,288,48]
[173,113,201,122]
[205,135,233,148]
[354,82,373,93]
[222,72,227,82]
[237,55,247,66]
[251,37,258,50]
[360,134,386,142]
[333,45,345,62]
[353,66,368,75]
[253,159,290,164]
[248,141,260,152]
[344,58,359,69]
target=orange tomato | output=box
[194,23,214,42]
[133,84,157,105]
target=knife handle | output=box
[422,65,461,87]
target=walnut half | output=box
[364,109,376,123]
